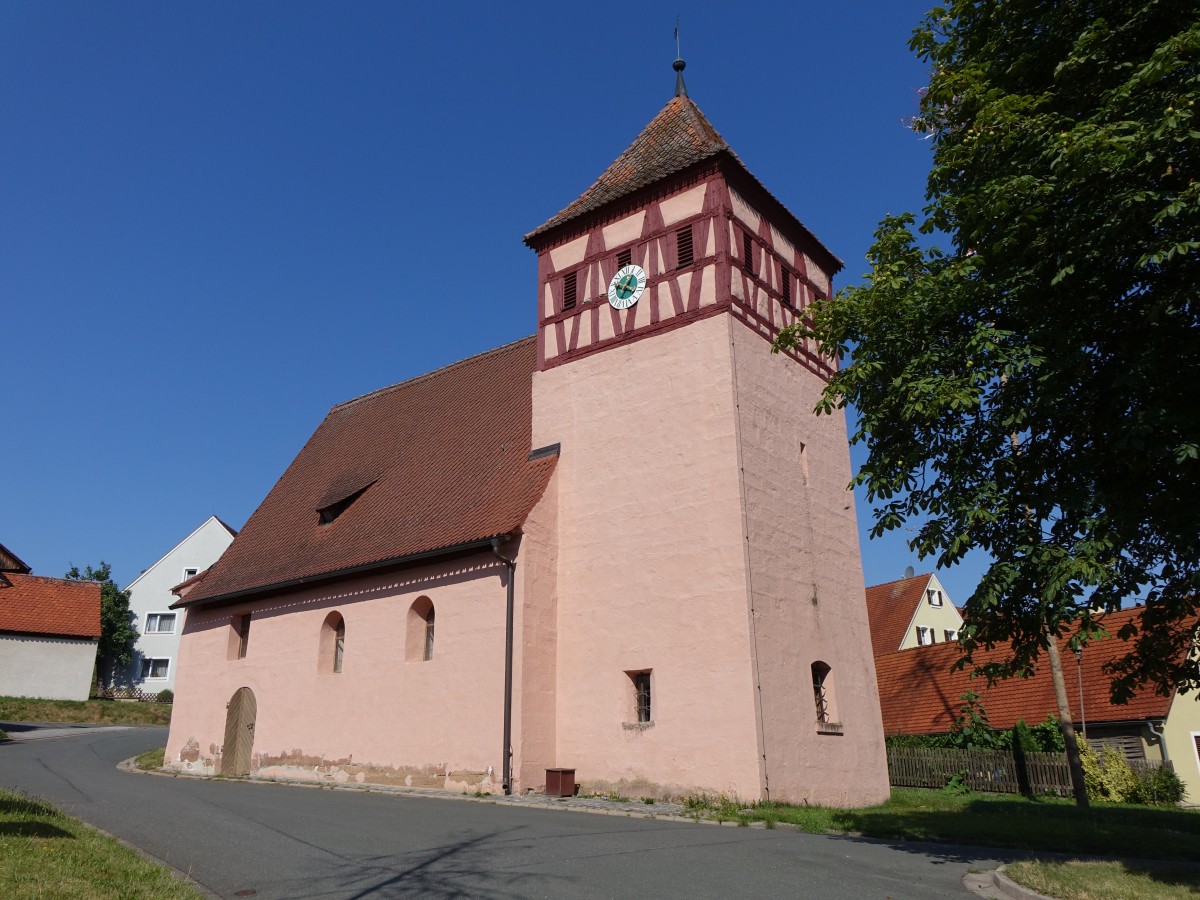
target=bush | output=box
[1081,746,1142,803]
[155,689,174,703]
[1130,765,1187,806]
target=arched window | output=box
[811,661,835,724]
[406,597,435,663]
[320,612,345,674]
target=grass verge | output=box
[134,747,165,770]
[0,697,171,727]
[685,788,1200,861]
[1005,859,1200,899]
[0,789,199,899]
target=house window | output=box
[617,248,632,269]
[743,231,754,274]
[237,613,251,658]
[630,671,652,723]
[916,626,934,646]
[944,629,959,643]
[145,613,176,634]
[563,270,577,311]
[406,597,435,663]
[182,567,199,581]
[140,658,169,680]
[812,661,832,723]
[321,612,345,674]
[780,264,792,307]
[676,225,694,268]
[927,589,944,607]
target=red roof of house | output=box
[865,573,932,656]
[0,573,101,639]
[177,337,558,607]
[874,606,1176,735]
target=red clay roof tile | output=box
[874,606,1177,735]
[865,573,932,656]
[178,337,556,606]
[0,573,101,638]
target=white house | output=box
[118,516,236,692]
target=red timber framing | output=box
[529,159,840,381]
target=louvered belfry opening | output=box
[781,264,791,307]
[743,230,754,274]
[617,248,632,268]
[676,225,694,268]
[563,270,577,311]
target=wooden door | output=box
[221,687,257,776]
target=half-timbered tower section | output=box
[525,77,887,806]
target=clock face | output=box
[607,264,647,310]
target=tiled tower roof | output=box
[527,95,732,242]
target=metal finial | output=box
[673,19,687,98]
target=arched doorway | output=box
[221,687,257,776]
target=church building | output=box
[165,62,889,806]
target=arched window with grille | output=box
[811,661,840,732]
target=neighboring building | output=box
[873,605,1200,801]
[864,571,965,656]
[165,64,889,806]
[0,542,100,701]
[117,516,237,692]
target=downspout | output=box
[491,536,516,795]
[1147,719,1171,765]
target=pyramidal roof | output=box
[526,94,734,243]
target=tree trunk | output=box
[1044,627,1090,807]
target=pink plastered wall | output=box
[165,557,510,789]
[531,313,764,799]
[728,300,889,807]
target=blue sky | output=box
[1,1,989,599]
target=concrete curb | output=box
[992,866,1054,900]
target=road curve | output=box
[0,724,1005,899]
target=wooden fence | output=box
[887,747,1075,795]
[887,747,1173,796]
[91,685,173,703]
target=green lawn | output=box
[0,789,199,899]
[686,788,1200,861]
[1005,860,1200,899]
[0,697,171,727]
[134,747,165,770]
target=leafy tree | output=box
[778,5,1198,704]
[66,562,137,685]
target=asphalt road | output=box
[0,723,1006,899]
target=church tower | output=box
[523,62,889,805]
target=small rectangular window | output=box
[927,589,943,607]
[743,231,754,275]
[145,613,176,634]
[237,614,251,659]
[944,629,959,643]
[563,271,577,311]
[676,225,694,268]
[916,626,933,646]
[780,265,791,306]
[183,567,199,580]
[140,658,169,679]
[631,671,651,723]
[617,248,632,269]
